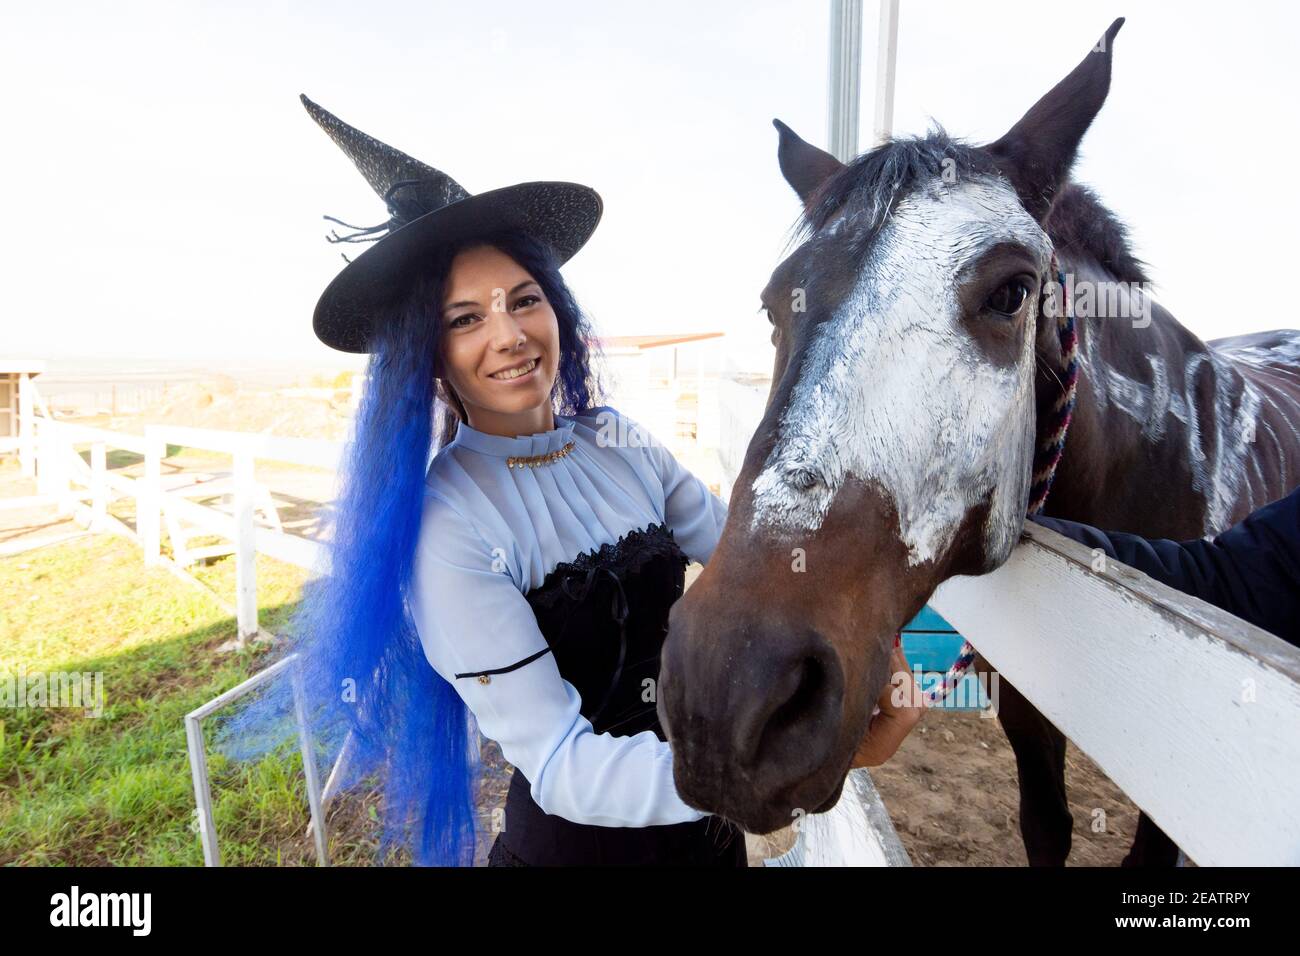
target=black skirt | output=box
[483,522,747,867]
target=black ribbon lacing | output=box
[322,178,425,263]
[559,565,630,727]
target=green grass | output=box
[0,534,382,866]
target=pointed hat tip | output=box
[300,94,338,127]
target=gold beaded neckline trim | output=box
[507,440,576,470]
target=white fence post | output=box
[233,451,258,643]
[90,441,107,531]
[34,418,50,496]
[49,422,71,516]
[18,373,35,478]
[142,428,163,566]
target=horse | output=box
[656,17,1300,866]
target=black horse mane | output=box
[1043,182,1151,285]
[790,127,1150,286]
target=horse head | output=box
[658,18,1125,833]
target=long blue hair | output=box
[214,228,605,865]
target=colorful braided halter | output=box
[918,250,1078,705]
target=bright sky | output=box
[5,1,1299,371]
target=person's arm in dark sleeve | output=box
[1027,487,1300,647]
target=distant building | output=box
[0,359,46,477]
[592,332,724,451]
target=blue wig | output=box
[214,229,605,866]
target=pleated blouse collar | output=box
[448,413,578,458]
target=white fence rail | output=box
[932,524,1300,866]
[23,404,342,644]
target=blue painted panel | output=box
[903,605,958,633]
[898,604,987,711]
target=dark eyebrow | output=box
[444,279,539,312]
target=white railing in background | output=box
[24,402,343,644]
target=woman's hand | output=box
[850,642,926,768]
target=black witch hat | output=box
[300,94,603,353]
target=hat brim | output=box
[312,181,602,353]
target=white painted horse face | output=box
[753,174,1052,572]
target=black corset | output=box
[523,521,687,738]
[487,521,747,866]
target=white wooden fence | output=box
[931,526,1300,866]
[24,410,341,642]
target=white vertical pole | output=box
[872,0,900,147]
[291,659,330,866]
[35,418,50,496]
[233,451,258,644]
[91,441,107,530]
[49,422,71,516]
[18,373,34,478]
[185,712,221,866]
[827,0,863,163]
[142,427,163,566]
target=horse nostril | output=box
[763,655,828,740]
[735,636,844,779]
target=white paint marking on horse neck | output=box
[1183,351,1261,533]
[1075,319,1264,535]
[749,176,1049,568]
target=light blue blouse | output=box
[409,404,728,828]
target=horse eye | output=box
[788,467,821,491]
[986,280,1029,316]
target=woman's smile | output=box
[488,356,540,383]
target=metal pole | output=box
[185,711,221,866]
[186,651,299,867]
[291,658,330,866]
[827,0,863,163]
[872,0,900,147]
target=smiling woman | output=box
[214,96,742,868]
[436,245,563,439]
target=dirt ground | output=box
[7,377,1147,867]
[869,709,1139,865]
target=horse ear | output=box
[773,118,846,207]
[985,17,1124,222]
